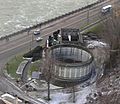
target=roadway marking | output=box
[0,18,103,55]
[0,17,103,55]
[42,13,101,37]
[0,40,31,55]
[0,8,114,55]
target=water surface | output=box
[0,0,97,37]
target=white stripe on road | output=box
[0,40,31,55]
[0,18,102,55]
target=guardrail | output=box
[0,1,101,41]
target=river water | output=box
[0,0,97,37]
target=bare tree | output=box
[72,85,76,103]
[101,13,120,74]
[42,48,54,101]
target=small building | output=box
[32,71,43,80]
[61,28,83,44]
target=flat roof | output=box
[102,5,112,10]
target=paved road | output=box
[0,75,46,104]
[0,0,119,103]
[0,0,118,69]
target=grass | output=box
[5,55,23,79]
[5,54,43,79]
[87,24,103,34]
[29,60,43,75]
[5,50,42,79]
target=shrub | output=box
[23,46,43,62]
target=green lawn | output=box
[87,24,103,34]
[29,60,43,75]
[5,55,42,79]
[6,55,23,79]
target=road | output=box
[0,0,116,64]
[0,76,46,104]
[0,0,119,103]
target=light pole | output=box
[86,0,90,25]
[39,23,42,36]
[27,29,32,51]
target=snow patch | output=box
[49,93,70,104]
[76,84,96,104]
[40,84,97,104]
[87,40,108,49]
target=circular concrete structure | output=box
[48,44,95,86]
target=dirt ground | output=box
[86,46,120,104]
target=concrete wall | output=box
[49,44,95,82]
[51,47,91,63]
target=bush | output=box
[23,46,43,62]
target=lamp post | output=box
[27,29,32,51]
[86,0,90,25]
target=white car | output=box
[33,30,40,35]
[101,5,112,14]
[36,37,43,42]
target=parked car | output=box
[33,30,40,35]
[35,37,43,42]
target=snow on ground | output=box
[49,92,70,104]
[75,84,96,104]
[86,40,108,49]
[42,83,97,104]
[50,84,63,90]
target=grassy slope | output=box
[87,24,103,34]
[6,55,42,79]
[6,55,23,78]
